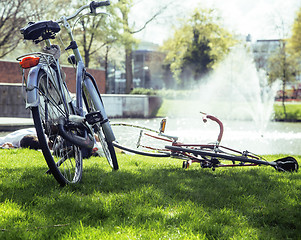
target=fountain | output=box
[163,45,301,155]
[197,45,280,131]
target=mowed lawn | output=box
[0,149,300,239]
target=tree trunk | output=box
[282,81,287,120]
[281,41,287,120]
[125,47,133,93]
[84,50,90,68]
[104,45,109,93]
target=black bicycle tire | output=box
[32,69,83,185]
[165,145,271,166]
[113,141,170,157]
[32,107,67,186]
[82,76,118,170]
[107,140,119,170]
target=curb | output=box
[0,118,34,131]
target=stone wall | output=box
[102,95,162,118]
[0,84,162,118]
[0,83,31,117]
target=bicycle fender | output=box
[25,64,57,108]
[25,64,42,108]
[26,64,60,108]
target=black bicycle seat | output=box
[20,21,61,43]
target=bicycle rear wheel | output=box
[82,76,118,170]
[111,123,170,157]
[32,69,83,185]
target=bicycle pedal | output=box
[85,111,104,125]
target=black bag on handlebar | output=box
[21,21,61,43]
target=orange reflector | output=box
[160,118,167,133]
[19,56,40,69]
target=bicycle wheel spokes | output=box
[32,70,83,185]
[111,123,171,157]
[52,137,82,183]
[96,129,117,169]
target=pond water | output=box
[1,117,300,155]
[111,117,301,155]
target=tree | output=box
[268,40,297,119]
[0,0,41,58]
[162,8,235,87]
[267,10,301,120]
[113,0,168,93]
[114,0,136,93]
[78,15,119,68]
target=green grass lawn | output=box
[274,102,301,121]
[0,149,300,239]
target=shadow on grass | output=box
[0,153,300,239]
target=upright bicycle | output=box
[17,1,118,186]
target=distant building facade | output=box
[133,49,166,90]
[251,38,301,101]
[252,39,281,72]
[106,42,173,94]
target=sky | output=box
[131,0,301,45]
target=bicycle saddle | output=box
[20,21,60,43]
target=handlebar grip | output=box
[90,0,110,13]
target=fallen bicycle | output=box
[111,113,299,172]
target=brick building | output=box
[0,60,106,93]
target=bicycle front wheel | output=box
[32,69,83,185]
[82,76,118,170]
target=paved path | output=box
[0,117,34,131]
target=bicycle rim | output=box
[97,129,119,170]
[82,77,118,170]
[32,69,83,185]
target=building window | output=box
[135,54,143,62]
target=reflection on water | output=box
[111,118,301,155]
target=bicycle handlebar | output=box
[57,1,110,23]
[201,113,224,144]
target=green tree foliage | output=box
[162,8,235,86]
[289,7,301,56]
[51,0,122,68]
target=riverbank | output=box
[0,117,33,131]
[273,101,301,121]
[156,99,301,122]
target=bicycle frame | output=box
[140,116,265,165]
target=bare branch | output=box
[130,3,169,34]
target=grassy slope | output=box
[0,149,300,239]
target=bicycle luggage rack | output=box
[17,52,57,67]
